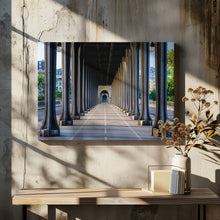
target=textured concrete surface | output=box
[0,0,219,219]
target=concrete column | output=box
[138,42,152,126]
[84,64,88,112]
[71,43,75,117]
[115,70,119,107]
[113,80,115,105]
[120,64,123,110]
[77,45,81,115]
[119,66,121,109]
[152,42,168,134]
[131,43,136,117]
[81,58,85,113]
[112,72,116,106]
[94,73,98,106]
[91,71,96,108]
[117,69,120,107]
[72,43,80,120]
[129,47,133,115]
[91,72,94,107]
[121,62,123,109]
[78,46,85,116]
[40,43,60,137]
[125,49,130,114]
[117,70,120,107]
[86,68,89,110]
[116,72,118,106]
[88,70,91,110]
[115,73,118,106]
[122,57,126,112]
[91,72,93,107]
[131,43,140,120]
[59,43,73,126]
[111,83,113,104]
[88,71,92,109]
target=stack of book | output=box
[169,168,185,194]
[150,170,171,192]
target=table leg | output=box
[48,205,56,220]
[22,205,27,220]
[198,205,206,220]
[203,205,206,220]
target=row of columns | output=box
[111,42,168,133]
[40,42,168,137]
[40,43,98,137]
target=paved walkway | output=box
[39,103,168,140]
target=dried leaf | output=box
[203,129,215,138]
[202,127,213,131]
[175,147,181,152]
[210,120,218,125]
[210,120,220,128]
[203,141,216,146]
[185,144,193,151]
[191,137,196,143]
[208,113,214,122]
[189,129,194,133]
[206,110,210,118]
[197,120,203,125]
[167,145,175,149]
[205,130,215,138]
[198,123,204,130]
[193,144,208,151]
[209,132,216,138]
[190,119,196,125]
[194,128,198,135]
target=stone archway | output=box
[98,86,112,104]
[100,90,109,103]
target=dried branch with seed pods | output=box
[154,86,220,155]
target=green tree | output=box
[167,77,174,101]
[38,93,44,100]
[38,73,45,100]
[56,89,62,99]
[150,89,156,101]
[167,49,174,102]
[167,49,174,78]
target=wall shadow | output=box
[192,170,220,196]
[12,136,116,188]
[48,0,219,71]
[46,204,197,220]
[0,0,22,219]
[27,211,47,220]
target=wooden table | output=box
[12,188,219,220]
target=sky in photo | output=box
[38,42,62,69]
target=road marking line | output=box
[111,105,142,140]
[71,106,98,140]
[104,104,107,140]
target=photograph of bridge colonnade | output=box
[38,42,174,140]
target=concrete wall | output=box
[0,0,219,219]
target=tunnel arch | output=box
[98,86,112,104]
[100,89,110,103]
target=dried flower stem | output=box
[156,86,219,155]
